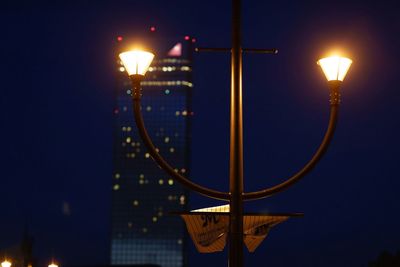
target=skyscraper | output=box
[110,32,194,267]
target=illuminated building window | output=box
[145,153,150,158]
[113,184,120,191]
[171,195,177,200]
[127,126,132,132]
[142,228,148,233]
[126,89,131,95]
[126,137,131,143]
[179,195,186,205]
[158,211,163,217]
[146,106,152,112]
[121,142,126,147]
[164,137,170,143]
[127,222,133,228]
[177,239,183,245]
[135,148,141,153]
[133,200,139,206]
[130,153,136,158]
[158,179,164,185]
[180,168,186,173]
[165,89,170,94]
[169,147,175,153]
[139,174,144,179]
[122,106,128,111]
[122,126,126,131]
[182,110,188,116]
[114,173,120,179]
[168,179,174,185]
[152,216,158,222]
[139,180,144,185]
[140,80,193,87]
[175,111,180,116]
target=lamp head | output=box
[119,50,154,76]
[317,56,352,83]
[1,260,11,267]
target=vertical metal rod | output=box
[229,0,244,266]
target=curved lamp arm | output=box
[243,84,341,201]
[130,76,230,201]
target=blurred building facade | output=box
[110,32,195,267]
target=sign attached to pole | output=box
[176,205,302,253]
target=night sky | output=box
[1,0,399,266]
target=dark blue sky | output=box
[1,1,399,266]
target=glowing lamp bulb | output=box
[119,50,155,76]
[48,263,58,267]
[317,56,352,82]
[1,261,11,267]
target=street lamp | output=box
[1,260,11,267]
[118,1,352,266]
[119,50,154,76]
[318,55,352,82]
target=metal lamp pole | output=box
[118,0,352,266]
[229,0,244,265]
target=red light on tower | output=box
[184,35,190,41]
[117,36,123,42]
[150,26,156,32]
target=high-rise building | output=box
[110,32,194,267]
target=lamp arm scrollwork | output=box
[130,78,230,201]
[243,102,339,201]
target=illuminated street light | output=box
[48,262,58,267]
[117,0,352,266]
[318,55,352,105]
[318,56,352,82]
[119,50,154,76]
[1,260,11,267]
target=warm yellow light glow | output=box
[2,260,11,267]
[48,263,58,267]
[318,56,352,81]
[119,50,155,76]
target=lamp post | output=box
[118,0,352,266]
